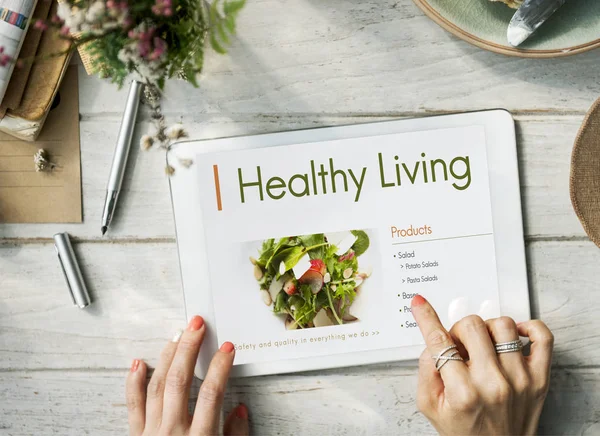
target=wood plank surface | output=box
[0,116,587,240]
[76,0,600,116]
[0,240,597,370]
[2,0,600,434]
[1,366,599,435]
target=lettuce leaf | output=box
[351,230,370,256]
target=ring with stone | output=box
[494,339,524,354]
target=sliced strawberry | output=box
[299,269,324,294]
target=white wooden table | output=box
[2,1,600,434]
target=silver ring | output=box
[494,339,523,354]
[431,345,464,371]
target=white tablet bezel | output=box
[167,109,530,379]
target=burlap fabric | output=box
[571,97,600,248]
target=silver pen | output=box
[101,80,144,235]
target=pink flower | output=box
[122,16,133,29]
[139,27,155,42]
[138,40,151,57]
[145,37,167,60]
[60,26,70,36]
[0,54,12,67]
[152,0,174,16]
[153,37,167,56]
[34,19,48,31]
[51,15,63,24]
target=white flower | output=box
[64,8,85,31]
[103,21,119,30]
[57,2,72,21]
[139,135,154,151]
[33,149,56,172]
[178,158,193,168]
[117,47,132,64]
[166,124,187,140]
[86,1,105,22]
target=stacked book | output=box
[0,0,71,141]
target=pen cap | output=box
[53,232,92,309]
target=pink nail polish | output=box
[236,403,248,420]
[220,341,234,353]
[412,295,426,306]
[187,316,204,332]
[130,359,140,373]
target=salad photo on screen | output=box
[250,230,372,330]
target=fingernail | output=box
[236,403,248,420]
[172,329,183,343]
[412,294,426,306]
[220,341,234,353]
[130,359,140,373]
[187,316,204,332]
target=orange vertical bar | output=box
[213,164,223,211]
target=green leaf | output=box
[315,290,328,310]
[324,243,338,274]
[273,291,289,314]
[299,233,325,259]
[210,32,227,54]
[299,233,324,247]
[183,63,199,87]
[257,238,275,267]
[224,15,236,33]
[264,237,291,269]
[275,246,308,276]
[224,0,246,15]
[351,230,370,256]
[207,0,245,55]
[217,21,230,45]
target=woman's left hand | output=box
[125,315,249,436]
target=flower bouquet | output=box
[28,0,245,160]
[43,0,245,88]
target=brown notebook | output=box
[0,65,82,223]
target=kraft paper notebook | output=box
[0,65,81,223]
[167,110,531,378]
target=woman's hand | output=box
[412,295,554,436]
[125,316,249,436]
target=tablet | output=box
[167,109,530,378]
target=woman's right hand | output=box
[412,295,554,435]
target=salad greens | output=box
[251,230,372,329]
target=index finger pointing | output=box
[411,295,469,388]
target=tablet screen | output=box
[195,125,500,365]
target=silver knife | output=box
[507,0,567,47]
